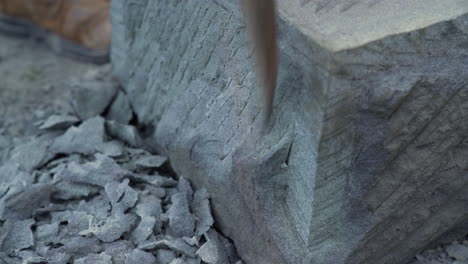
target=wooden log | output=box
[110,0,468,263]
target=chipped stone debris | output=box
[411,238,468,264]
[0,71,244,264]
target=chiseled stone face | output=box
[110,0,468,263]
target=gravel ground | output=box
[0,34,466,264]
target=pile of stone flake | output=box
[411,238,468,264]
[0,73,243,264]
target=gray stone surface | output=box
[275,0,468,51]
[111,0,468,263]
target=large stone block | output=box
[110,0,468,263]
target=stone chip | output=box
[106,91,134,125]
[105,179,139,214]
[50,116,105,155]
[9,136,54,173]
[135,155,168,169]
[168,192,195,237]
[131,174,177,188]
[103,240,134,264]
[91,213,137,243]
[0,219,35,254]
[0,183,55,220]
[60,154,129,187]
[139,237,196,257]
[39,114,79,130]
[35,222,59,241]
[74,252,113,264]
[195,230,229,264]
[124,249,157,264]
[131,216,156,245]
[48,253,71,264]
[69,79,118,120]
[106,120,142,147]
[446,242,468,261]
[156,249,176,264]
[192,188,214,237]
[177,177,193,203]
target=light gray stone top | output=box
[277,0,468,51]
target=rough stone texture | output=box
[110,0,468,263]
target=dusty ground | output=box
[0,34,97,163]
[0,34,466,264]
[0,35,97,141]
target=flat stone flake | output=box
[141,185,166,198]
[50,211,93,237]
[169,258,201,264]
[105,179,139,214]
[130,174,177,188]
[9,137,54,173]
[106,91,134,125]
[35,222,59,241]
[69,79,118,121]
[51,236,102,257]
[0,219,34,254]
[16,250,46,264]
[103,240,134,264]
[92,213,137,243]
[60,154,129,187]
[38,114,79,130]
[106,120,142,147]
[134,155,168,169]
[74,252,113,264]
[177,177,193,203]
[446,242,468,261]
[0,163,31,190]
[52,181,100,200]
[136,195,162,233]
[76,196,111,220]
[138,237,196,257]
[124,249,157,264]
[48,253,71,264]
[136,195,162,218]
[0,183,55,220]
[192,188,214,237]
[195,230,230,264]
[168,192,195,238]
[50,116,105,155]
[169,258,185,264]
[96,140,125,158]
[131,216,156,245]
[156,249,177,264]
